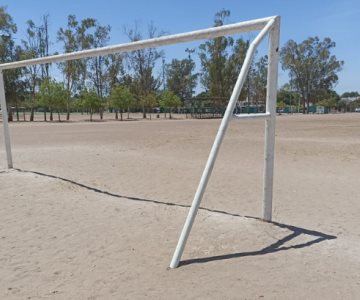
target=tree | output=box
[280,37,344,113]
[341,91,359,98]
[21,16,51,121]
[0,6,25,121]
[125,22,163,118]
[166,56,198,101]
[88,23,111,120]
[141,92,158,120]
[228,37,250,101]
[199,9,234,106]
[317,97,337,111]
[277,84,300,112]
[251,55,268,104]
[106,53,125,90]
[80,89,101,121]
[39,15,51,81]
[159,90,181,119]
[57,15,97,120]
[38,79,68,121]
[109,85,134,120]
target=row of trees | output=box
[29,79,182,122]
[1,6,350,121]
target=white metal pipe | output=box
[233,112,271,120]
[0,71,13,168]
[262,17,280,221]
[170,18,276,269]
[0,16,276,71]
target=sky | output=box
[3,0,360,95]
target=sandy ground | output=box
[1,113,360,299]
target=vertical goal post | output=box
[0,16,280,269]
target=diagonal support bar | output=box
[0,71,13,168]
[169,18,277,269]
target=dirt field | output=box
[1,113,360,299]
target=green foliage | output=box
[280,37,343,112]
[317,98,338,109]
[159,90,181,118]
[0,6,25,113]
[166,57,197,100]
[109,85,134,119]
[38,79,68,112]
[109,85,134,109]
[160,90,181,108]
[277,86,300,105]
[341,91,359,98]
[251,55,268,102]
[199,9,234,102]
[277,100,286,111]
[57,15,97,94]
[79,89,101,121]
[125,23,163,96]
[141,92,158,110]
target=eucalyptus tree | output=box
[199,9,235,107]
[57,15,97,120]
[19,15,52,121]
[166,56,198,101]
[124,22,163,118]
[0,6,24,121]
[251,55,268,104]
[106,53,125,91]
[38,15,51,81]
[228,38,251,101]
[88,24,111,103]
[280,37,343,113]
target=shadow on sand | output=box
[11,168,337,267]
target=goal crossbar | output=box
[0,15,280,269]
[0,16,275,71]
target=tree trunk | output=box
[306,98,310,114]
[44,111,47,122]
[8,107,13,122]
[142,105,146,118]
[15,103,19,121]
[115,110,118,120]
[120,109,123,121]
[30,107,34,121]
[90,110,93,121]
[170,108,172,119]
[58,112,61,122]
[100,108,103,120]
[66,99,70,121]
[302,97,306,114]
[23,110,26,121]
[50,111,53,121]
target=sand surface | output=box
[1,113,360,299]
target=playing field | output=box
[1,113,360,299]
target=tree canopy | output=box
[280,37,344,113]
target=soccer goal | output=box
[0,16,280,269]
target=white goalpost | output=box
[0,16,280,269]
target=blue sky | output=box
[4,0,360,94]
